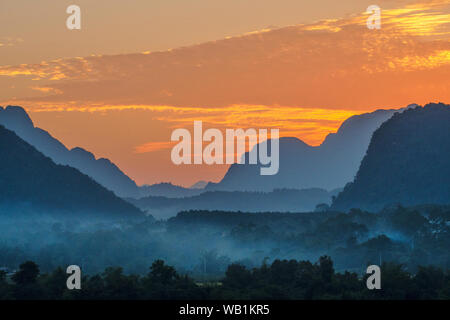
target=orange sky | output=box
[1,0,449,186]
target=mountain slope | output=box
[0,106,139,198]
[130,188,339,219]
[189,181,208,189]
[139,182,205,198]
[332,103,450,212]
[0,125,142,217]
[208,107,405,192]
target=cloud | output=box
[134,141,175,154]
[1,1,449,114]
[0,37,23,48]
[1,2,449,112]
[26,103,359,147]
[1,1,448,147]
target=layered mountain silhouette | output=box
[0,125,143,217]
[139,182,205,198]
[130,188,340,219]
[0,106,139,198]
[189,181,209,189]
[207,107,410,192]
[332,103,450,212]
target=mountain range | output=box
[139,182,205,198]
[0,124,143,218]
[207,106,415,192]
[5,102,444,216]
[0,106,140,198]
[129,188,340,219]
[332,103,450,212]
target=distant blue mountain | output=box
[0,124,143,218]
[207,106,412,192]
[332,103,450,212]
[130,188,340,219]
[189,181,209,189]
[0,106,140,198]
[139,182,205,198]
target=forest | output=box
[1,256,450,300]
[1,204,449,286]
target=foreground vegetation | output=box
[1,256,450,300]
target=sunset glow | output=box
[1,0,449,186]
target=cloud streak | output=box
[0,2,449,112]
[27,103,358,147]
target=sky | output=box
[1,0,449,186]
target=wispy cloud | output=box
[1,2,449,111]
[134,141,175,154]
[0,37,23,48]
[25,103,359,146]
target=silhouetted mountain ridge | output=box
[332,103,450,211]
[189,181,209,189]
[139,182,205,198]
[208,107,408,192]
[0,106,140,198]
[0,124,142,218]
